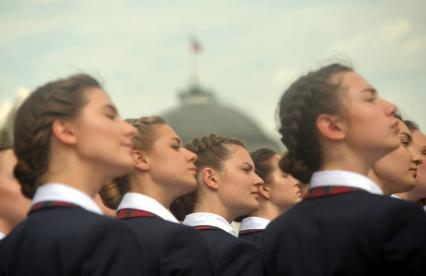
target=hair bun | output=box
[279,152,312,184]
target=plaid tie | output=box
[304,186,364,200]
[116,208,158,220]
[193,225,221,231]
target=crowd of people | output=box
[0,63,425,275]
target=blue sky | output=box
[1,0,425,140]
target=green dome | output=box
[161,84,282,152]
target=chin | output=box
[246,201,260,213]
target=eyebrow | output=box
[360,88,377,96]
[171,137,182,145]
[103,104,118,115]
[242,162,254,170]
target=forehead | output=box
[225,145,252,165]
[339,72,374,94]
[412,130,426,144]
[155,124,178,139]
[83,88,112,107]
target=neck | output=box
[322,152,371,176]
[367,170,390,195]
[0,220,12,236]
[394,190,421,202]
[129,173,175,209]
[321,143,388,176]
[193,194,234,223]
[44,161,107,200]
[252,200,283,221]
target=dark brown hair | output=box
[278,63,353,183]
[404,120,420,132]
[250,148,277,183]
[13,74,101,199]
[100,116,166,209]
[170,134,245,220]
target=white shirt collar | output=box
[183,212,238,237]
[32,183,103,215]
[117,193,179,223]
[310,170,384,195]
[239,216,270,232]
[0,232,5,240]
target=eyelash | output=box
[400,141,409,147]
[242,168,251,173]
[171,144,181,150]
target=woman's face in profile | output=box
[0,149,31,229]
[373,120,420,194]
[339,72,400,157]
[267,155,302,210]
[69,88,137,178]
[216,145,263,218]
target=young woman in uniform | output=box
[0,74,142,276]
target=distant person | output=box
[368,116,421,195]
[101,116,214,276]
[175,134,264,276]
[394,120,426,208]
[261,63,426,276]
[0,74,143,275]
[238,148,301,246]
[0,144,31,240]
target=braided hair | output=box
[170,134,244,220]
[13,74,101,199]
[278,63,353,183]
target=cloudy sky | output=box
[1,0,425,141]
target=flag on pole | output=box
[191,36,203,53]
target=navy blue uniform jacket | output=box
[120,214,214,276]
[197,227,263,276]
[262,191,426,276]
[0,206,143,276]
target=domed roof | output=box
[161,84,282,152]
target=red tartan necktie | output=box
[116,208,158,220]
[29,201,79,214]
[193,225,221,231]
[304,186,364,200]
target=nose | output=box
[380,97,397,117]
[253,172,264,186]
[409,147,422,166]
[185,148,197,163]
[123,120,137,138]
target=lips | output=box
[409,168,417,178]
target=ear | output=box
[51,120,77,145]
[201,167,219,190]
[316,114,346,141]
[132,150,150,171]
[257,183,271,200]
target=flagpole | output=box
[190,36,202,85]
